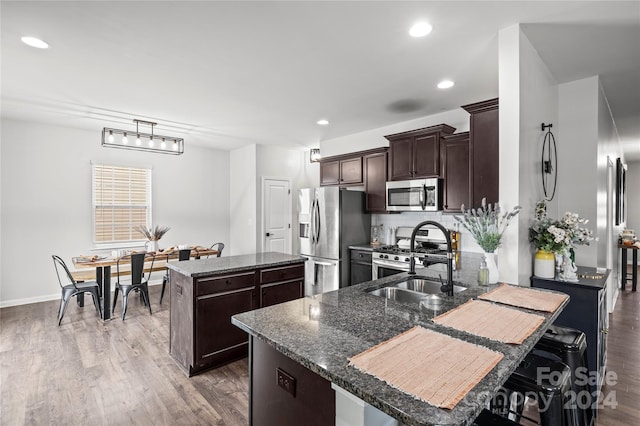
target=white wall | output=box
[558,77,599,265]
[255,145,319,254]
[499,25,559,285]
[229,144,257,256]
[626,161,640,234]
[0,118,230,306]
[320,109,469,157]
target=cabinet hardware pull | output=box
[601,328,609,334]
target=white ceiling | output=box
[2,1,639,160]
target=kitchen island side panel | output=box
[169,269,195,375]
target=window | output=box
[92,163,151,245]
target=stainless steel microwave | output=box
[386,178,441,212]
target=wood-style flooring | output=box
[0,286,248,425]
[1,279,638,425]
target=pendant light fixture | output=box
[102,119,184,155]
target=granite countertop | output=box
[348,243,379,251]
[167,252,306,278]
[232,270,568,426]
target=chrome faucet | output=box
[408,220,454,297]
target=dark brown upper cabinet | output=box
[461,98,499,207]
[320,155,363,186]
[363,148,388,213]
[385,124,456,181]
[441,132,470,213]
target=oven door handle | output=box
[372,259,411,270]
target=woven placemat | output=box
[478,283,568,312]
[348,326,503,410]
[432,300,545,344]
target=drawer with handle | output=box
[260,263,305,284]
[196,271,256,296]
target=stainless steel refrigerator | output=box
[298,187,371,296]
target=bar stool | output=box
[534,325,593,426]
[473,409,520,425]
[491,352,578,426]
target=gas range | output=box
[373,245,447,265]
[371,226,449,279]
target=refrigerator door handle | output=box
[315,198,321,242]
[310,198,317,244]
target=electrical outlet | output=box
[276,368,296,397]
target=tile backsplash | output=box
[372,212,484,253]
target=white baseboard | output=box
[0,279,164,309]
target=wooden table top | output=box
[72,247,219,269]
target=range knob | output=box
[405,257,410,262]
[394,256,399,261]
[383,254,389,259]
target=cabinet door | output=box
[364,152,387,213]
[388,137,414,181]
[441,134,470,212]
[260,279,304,308]
[597,287,608,394]
[463,98,499,207]
[320,160,340,186]
[195,286,255,367]
[413,134,440,177]
[339,157,363,185]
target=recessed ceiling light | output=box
[437,80,455,89]
[21,36,49,49]
[409,22,432,38]
[317,119,329,125]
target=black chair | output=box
[52,255,102,325]
[160,248,190,304]
[534,325,593,426]
[112,252,155,320]
[209,242,224,257]
[196,242,224,259]
[491,352,578,426]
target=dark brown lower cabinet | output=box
[169,262,305,376]
[195,286,255,369]
[260,278,304,308]
[250,336,335,426]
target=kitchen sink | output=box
[391,277,467,294]
[368,287,428,304]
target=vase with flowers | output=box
[137,225,171,253]
[455,198,521,284]
[529,201,595,281]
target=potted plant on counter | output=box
[454,198,521,284]
[137,225,170,253]
[529,201,595,281]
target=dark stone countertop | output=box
[531,265,610,290]
[166,252,306,278]
[348,243,379,251]
[232,269,568,426]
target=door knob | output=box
[266,232,272,237]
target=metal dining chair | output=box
[112,252,155,320]
[160,248,191,304]
[52,255,103,325]
[208,242,224,257]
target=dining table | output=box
[72,246,219,320]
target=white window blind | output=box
[92,164,151,244]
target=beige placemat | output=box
[478,283,568,312]
[432,300,545,344]
[348,326,503,410]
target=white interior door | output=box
[262,178,292,254]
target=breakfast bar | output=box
[232,273,569,426]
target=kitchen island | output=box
[167,252,306,376]
[232,271,568,426]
